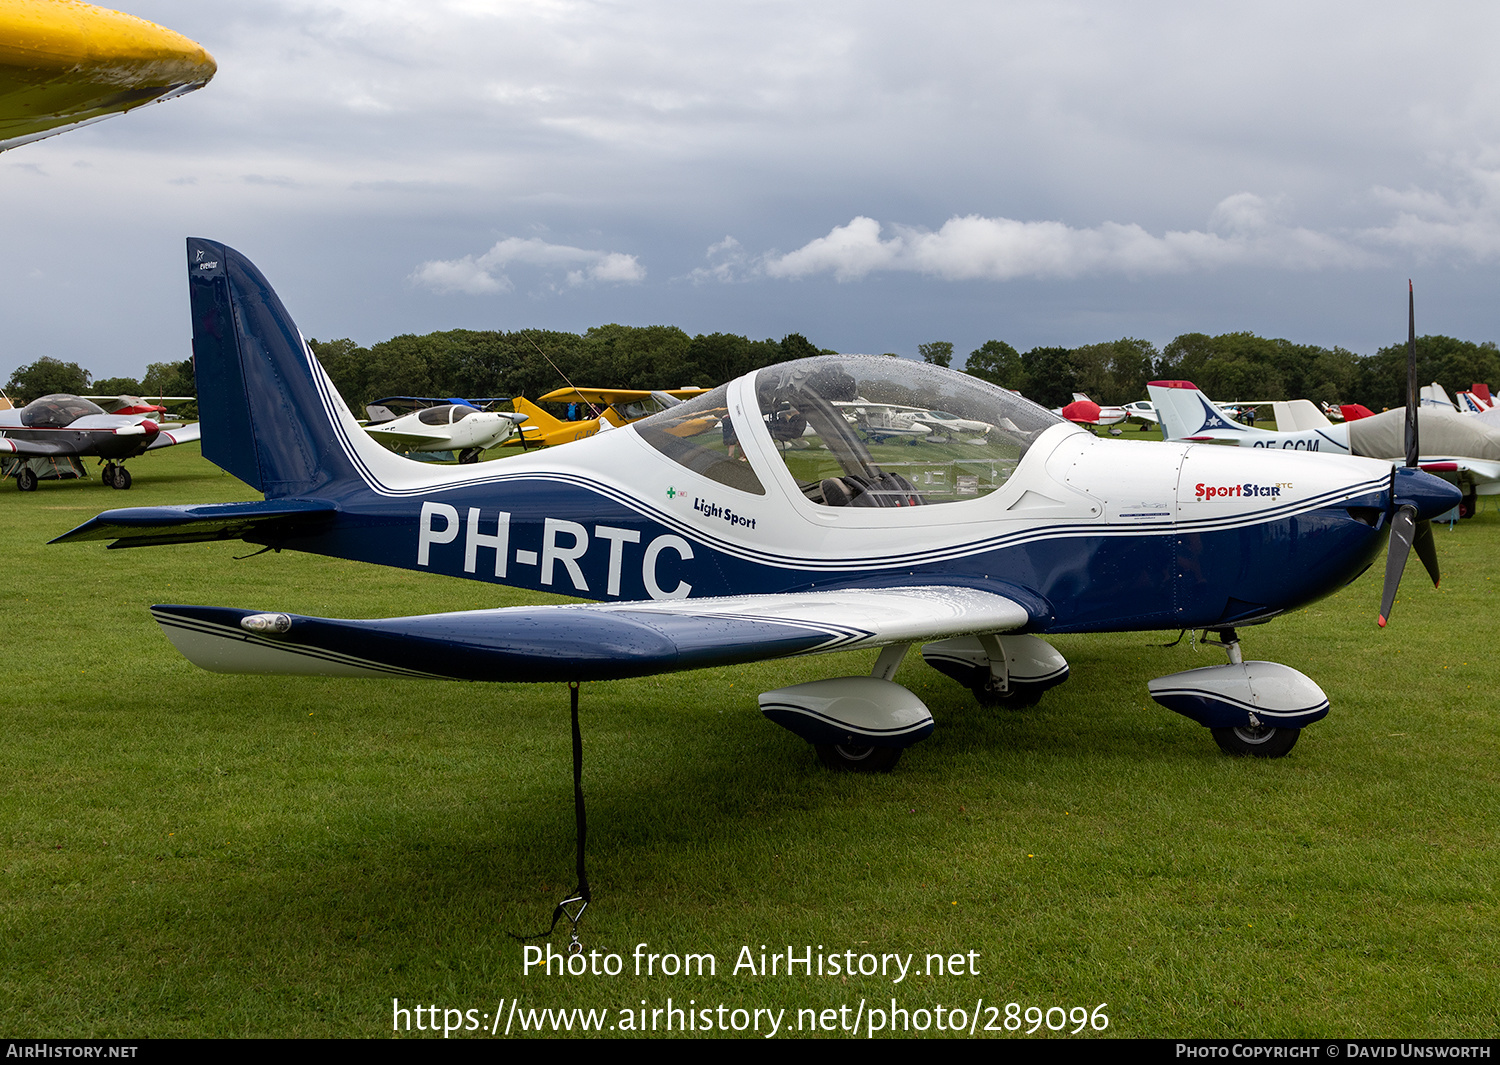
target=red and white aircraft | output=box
[1054,393,1128,429]
[1,393,200,490]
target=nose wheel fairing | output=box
[1147,630,1326,757]
[1148,661,1330,732]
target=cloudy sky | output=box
[6,1,1500,381]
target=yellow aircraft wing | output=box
[536,386,709,405]
[0,0,216,151]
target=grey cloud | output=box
[756,195,1369,283]
[411,236,646,295]
[14,1,1500,376]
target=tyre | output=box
[970,678,1043,709]
[101,465,118,487]
[1460,493,1477,519]
[458,448,482,464]
[16,467,38,491]
[112,466,132,489]
[1210,725,1299,758]
[815,744,902,772]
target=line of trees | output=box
[3,356,196,406]
[309,327,831,413]
[10,327,1500,416]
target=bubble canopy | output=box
[20,394,105,428]
[635,355,1063,508]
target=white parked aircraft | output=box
[1121,400,1159,430]
[833,401,993,442]
[363,400,528,463]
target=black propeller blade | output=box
[1378,505,1417,628]
[1406,279,1419,468]
[1378,281,1441,627]
[1412,516,1440,586]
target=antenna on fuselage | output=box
[524,336,603,419]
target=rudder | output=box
[1146,379,1247,441]
[188,238,362,497]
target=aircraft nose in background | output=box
[1393,466,1463,521]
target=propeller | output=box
[504,410,531,452]
[1378,281,1443,627]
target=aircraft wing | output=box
[0,0,216,151]
[148,586,1035,683]
[537,387,708,405]
[537,387,654,405]
[0,436,72,456]
[51,499,338,548]
[84,396,196,403]
[1419,457,1500,489]
[146,423,201,449]
[363,425,453,447]
[368,396,512,407]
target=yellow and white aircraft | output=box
[512,386,710,448]
[0,0,215,151]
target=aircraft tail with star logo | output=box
[1147,380,1253,443]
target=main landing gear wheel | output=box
[815,744,902,773]
[970,678,1043,709]
[1210,725,1300,758]
[458,448,482,464]
[1460,493,1477,519]
[106,465,132,489]
[16,467,38,491]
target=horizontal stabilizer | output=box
[149,586,1034,683]
[50,499,337,548]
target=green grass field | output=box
[2,443,1497,1038]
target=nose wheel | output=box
[815,743,902,772]
[1210,724,1300,758]
[1148,630,1322,759]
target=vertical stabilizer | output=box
[188,239,370,497]
[1419,382,1455,410]
[1146,380,1248,441]
[510,397,565,439]
[1271,399,1333,432]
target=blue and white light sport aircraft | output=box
[56,240,1460,766]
